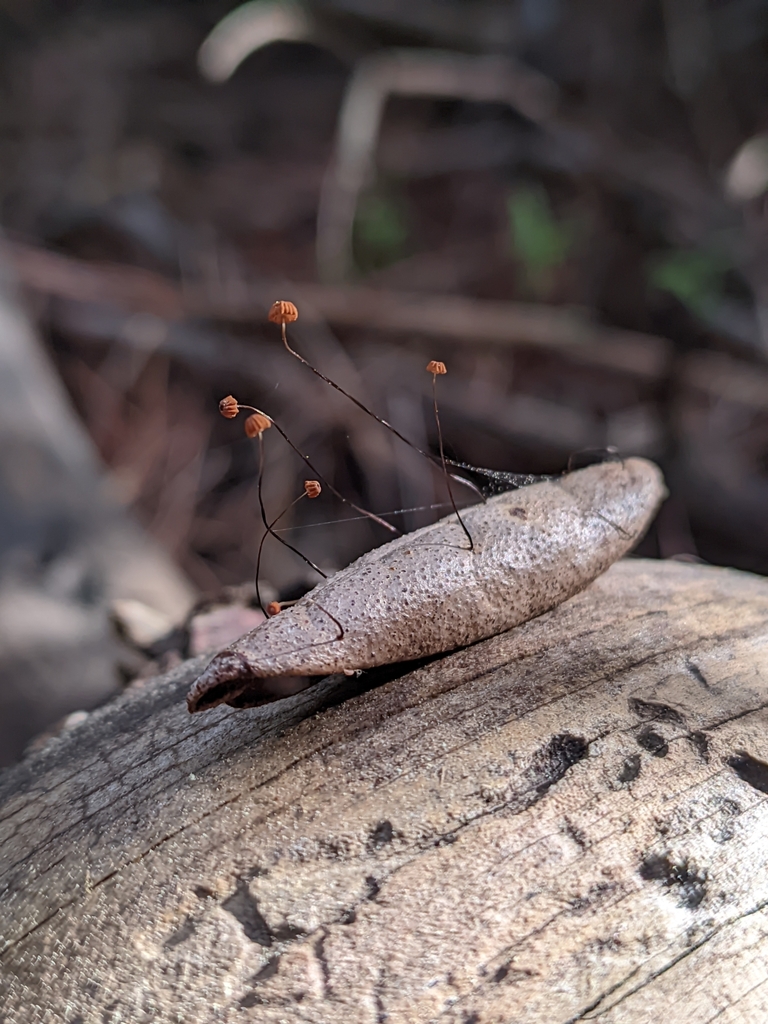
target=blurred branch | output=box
[10,241,671,380]
[12,242,183,319]
[682,349,768,408]
[275,284,671,379]
[316,48,559,283]
[198,1,312,83]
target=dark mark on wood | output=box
[370,820,394,849]
[636,727,669,757]
[686,660,711,689]
[375,969,388,1023]
[569,881,616,915]
[249,955,280,985]
[727,751,768,794]
[271,921,306,942]
[239,959,281,1006]
[314,931,331,996]
[687,731,710,762]
[628,698,685,726]
[245,864,269,879]
[618,753,642,783]
[164,916,195,948]
[493,963,510,983]
[436,833,458,846]
[639,854,707,908]
[365,875,381,900]
[221,879,272,946]
[712,798,741,844]
[530,734,589,797]
[563,818,588,848]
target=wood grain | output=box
[2,558,768,1023]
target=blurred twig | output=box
[10,241,671,380]
[316,48,559,283]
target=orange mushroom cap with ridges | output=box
[219,395,239,418]
[244,412,272,438]
[268,300,298,325]
[426,360,447,375]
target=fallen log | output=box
[2,558,768,1023]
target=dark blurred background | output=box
[1,0,768,763]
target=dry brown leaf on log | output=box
[3,559,768,1022]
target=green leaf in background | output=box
[506,185,575,297]
[353,190,410,272]
[647,248,729,316]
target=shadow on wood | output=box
[2,559,768,1022]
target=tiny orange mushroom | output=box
[426,360,447,376]
[244,412,272,438]
[268,300,299,325]
[219,394,240,419]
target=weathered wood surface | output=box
[2,558,768,1023]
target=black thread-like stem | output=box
[281,323,439,465]
[240,404,398,535]
[306,598,345,640]
[432,374,473,551]
[279,327,492,511]
[254,433,326,615]
[254,492,306,615]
